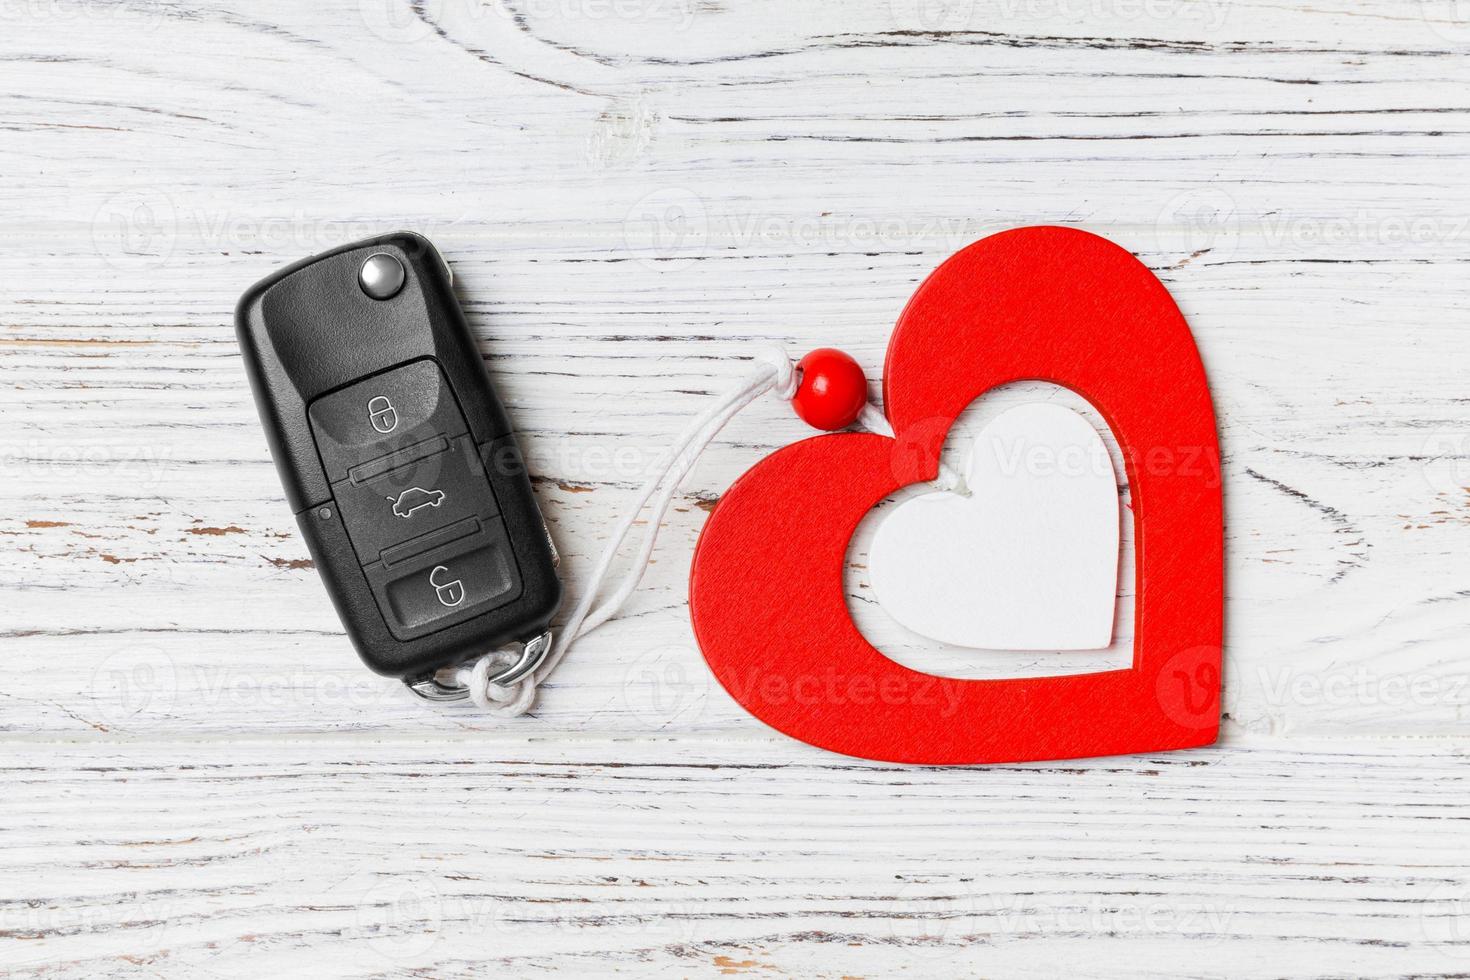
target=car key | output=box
[236,232,562,700]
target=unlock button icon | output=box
[430,565,465,608]
[367,395,399,434]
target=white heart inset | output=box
[870,403,1120,651]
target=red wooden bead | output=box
[791,348,868,431]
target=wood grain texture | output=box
[4,0,1470,973]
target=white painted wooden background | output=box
[4,0,1470,974]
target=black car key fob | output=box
[236,233,561,698]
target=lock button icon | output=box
[430,565,465,608]
[367,395,399,434]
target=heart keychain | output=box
[689,226,1223,764]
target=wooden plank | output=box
[1,741,1469,977]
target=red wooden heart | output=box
[689,226,1223,764]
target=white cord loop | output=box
[450,347,966,714]
[757,346,799,399]
[459,652,537,716]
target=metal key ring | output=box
[404,630,553,703]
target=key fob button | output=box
[334,434,500,565]
[308,360,467,482]
[359,253,406,300]
[365,521,523,640]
